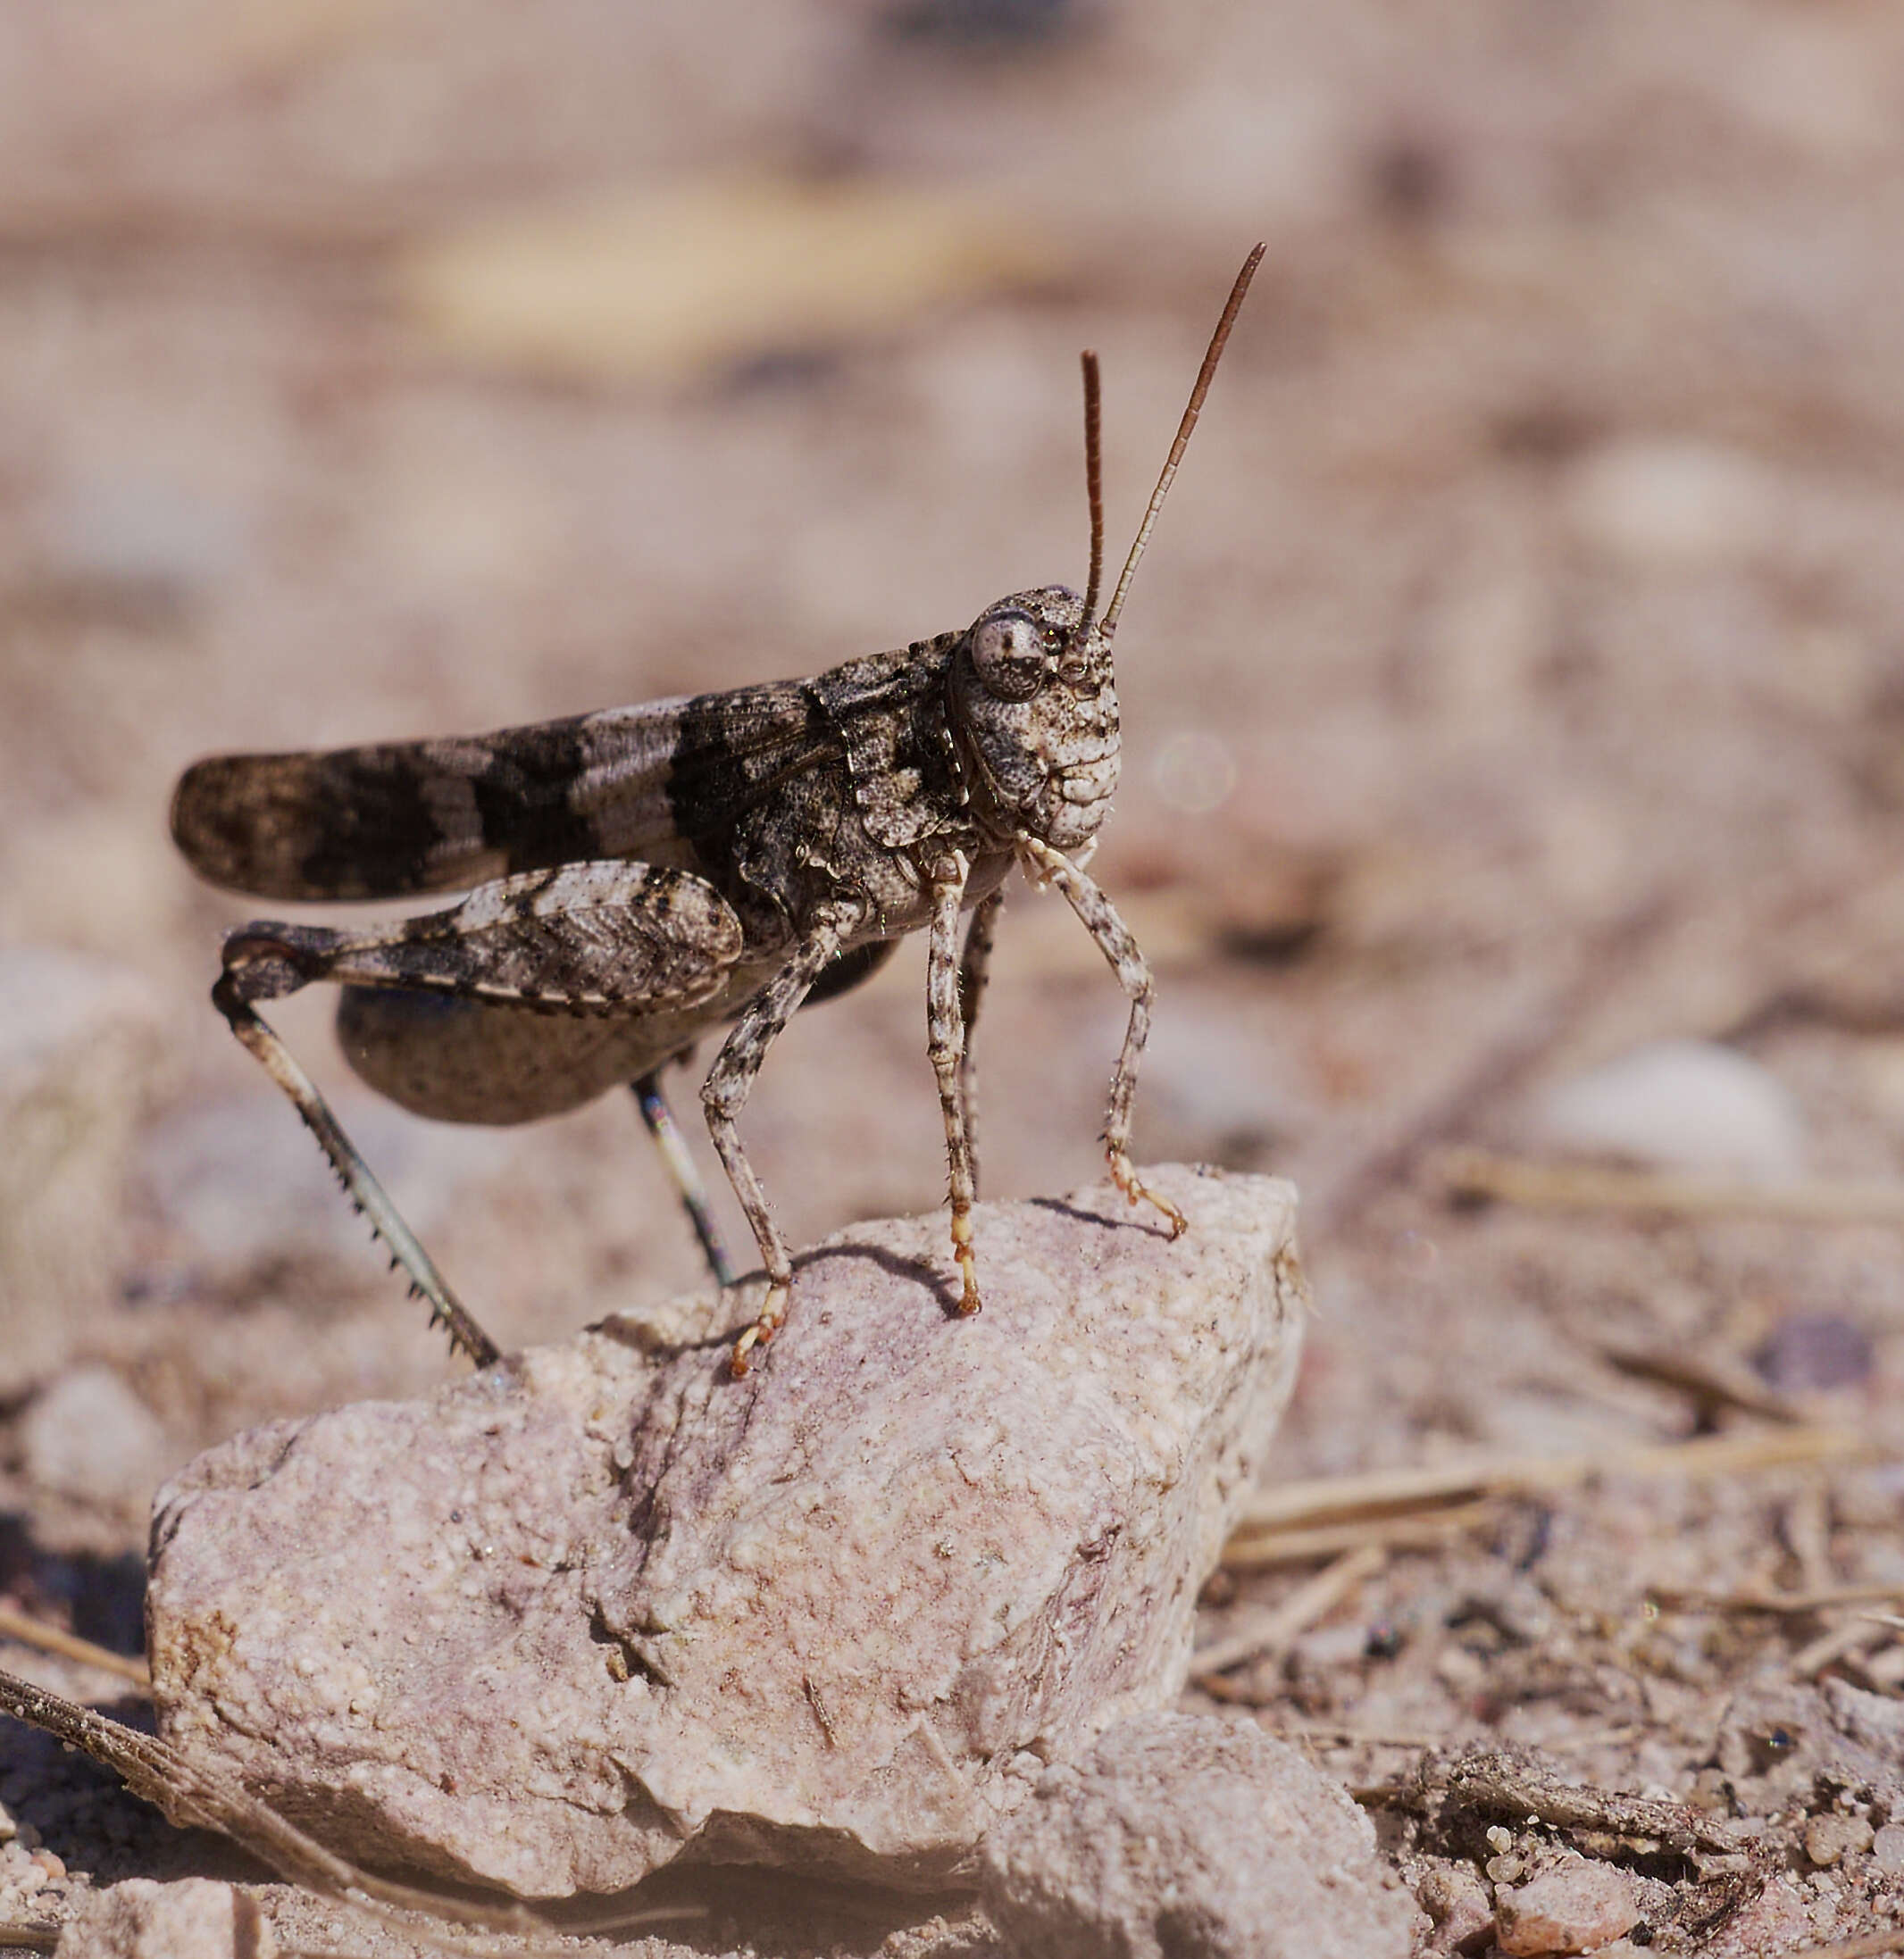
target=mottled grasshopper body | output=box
[171,248,1263,1374]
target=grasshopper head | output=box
[951,584,1119,852]
[952,246,1263,858]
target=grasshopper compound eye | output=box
[969,608,1050,700]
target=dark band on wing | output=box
[172,723,604,902]
[172,684,844,904]
[664,686,838,888]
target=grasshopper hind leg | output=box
[630,1071,735,1288]
[212,943,502,1370]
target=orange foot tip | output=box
[955,1263,983,1318]
[728,1297,785,1379]
[1110,1157,1189,1238]
[950,1213,981,1316]
[729,1323,775,1379]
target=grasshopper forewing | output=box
[171,246,1264,1376]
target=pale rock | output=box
[1494,1858,1638,1955]
[1566,439,1782,568]
[1416,1862,1494,1953]
[146,1168,1305,1900]
[0,948,171,1392]
[1804,1813,1873,1867]
[54,1878,272,1959]
[21,1363,177,1511]
[1530,1039,1804,1181]
[979,1712,1419,1959]
[45,478,245,595]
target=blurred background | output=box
[5,0,1904,1843]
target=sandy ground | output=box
[4,2,1904,1952]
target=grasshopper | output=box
[170,246,1264,1376]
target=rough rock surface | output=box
[145,1166,1304,1900]
[979,1712,1421,1959]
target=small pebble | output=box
[1874,1822,1904,1872]
[1566,438,1782,568]
[1806,1813,1875,1867]
[1417,1863,1493,1954]
[1751,1314,1874,1394]
[1495,1860,1639,1957]
[29,1846,64,1882]
[21,1363,174,1508]
[1531,1039,1804,1180]
[54,1876,277,1958]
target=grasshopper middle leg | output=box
[702,900,864,1376]
[927,854,982,1314]
[955,885,1005,1199]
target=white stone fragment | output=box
[54,1879,272,1959]
[1530,1038,1805,1180]
[1566,438,1783,568]
[146,1167,1306,1900]
[979,1712,1420,1959]
[21,1363,177,1510]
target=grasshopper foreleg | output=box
[703,900,864,1377]
[927,854,981,1315]
[1015,835,1187,1241]
[213,938,502,1369]
[956,885,1004,1200]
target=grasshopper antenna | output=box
[1076,349,1106,635]
[1099,242,1265,640]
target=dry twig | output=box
[0,1603,149,1689]
[1221,1503,1495,1569]
[1648,1583,1904,1618]
[1595,1337,1803,1424]
[1228,1424,1865,1548]
[1191,1545,1384,1679]
[1442,1146,1904,1230]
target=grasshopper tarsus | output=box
[1107,1148,1189,1238]
[174,249,1264,1369]
[727,1287,789,1378]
